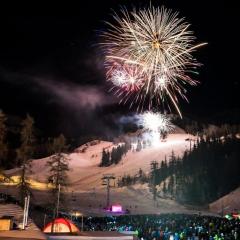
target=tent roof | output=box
[43,218,79,233]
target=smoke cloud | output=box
[0,70,119,141]
[0,70,116,110]
[34,77,116,110]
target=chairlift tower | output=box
[101,174,115,208]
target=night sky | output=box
[0,1,239,142]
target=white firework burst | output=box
[139,111,173,134]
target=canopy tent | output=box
[43,218,80,233]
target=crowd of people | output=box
[83,214,240,240]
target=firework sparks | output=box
[155,74,168,91]
[137,111,174,146]
[138,111,173,134]
[107,63,145,91]
[102,5,207,116]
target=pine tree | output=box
[0,111,8,168]
[100,149,109,167]
[136,140,142,152]
[110,148,116,164]
[47,135,69,189]
[167,175,175,198]
[111,146,122,165]
[115,146,121,164]
[161,131,167,140]
[162,181,167,196]
[150,161,158,201]
[16,114,35,205]
[169,151,176,174]
[46,134,69,218]
[106,151,110,166]
[138,168,143,178]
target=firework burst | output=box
[102,5,206,116]
[107,62,145,92]
[137,111,174,146]
[138,111,173,134]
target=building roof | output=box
[0,230,46,240]
[0,204,47,240]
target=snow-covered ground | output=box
[28,133,194,190]
[4,133,217,216]
[209,187,240,215]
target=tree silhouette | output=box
[46,134,69,217]
[0,111,8,168]
[16,114,35,205]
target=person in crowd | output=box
[82,213,240,240]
